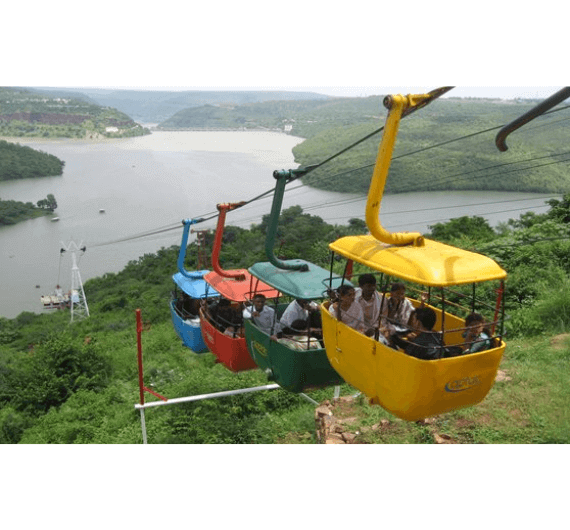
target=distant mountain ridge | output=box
[29,88,331,123]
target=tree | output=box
[427,216,496,244]
[46,194,57,210]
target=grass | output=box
[6,304,569,444]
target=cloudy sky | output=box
[5,2,564,102]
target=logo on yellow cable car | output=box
[445,376,482,393]
[251,340,268,358]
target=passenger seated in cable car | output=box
[355,274,388,338]
[390,307,446,360]
[242,293,277,336]
[280,298,319,330]
[203,298,243,337]
[176,292,201,318]
[382,282,415,334]
[328,285,367,333]
[274,319,322,351]
[463,312,492,353]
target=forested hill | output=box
[0,88,149,139]
[294,96,570,195]
[158,97,357,131]
[0,140,64,180]
[158,95,570,195]
[29,88,330,124]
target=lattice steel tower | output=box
[60,241,90,323]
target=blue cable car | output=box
[170,219,220,353]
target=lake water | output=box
[0,131,557,319]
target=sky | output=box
[60,86,565,100]
[4,3,564,102]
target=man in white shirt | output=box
[243,294,277,335]
[354,273,384,337]
[279,299,318,330]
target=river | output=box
[0,131,558,319]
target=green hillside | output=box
[0,87,150,139]
[0,139,64,181]
[158,95,570,195]
[1,201,570,444]
[158,98,343,130]
[295,97,570,195]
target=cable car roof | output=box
[203,270,281,302]
[330,235,507,286]
[249,260,349,299]
[172,272,220,299]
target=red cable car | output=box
[200,203,280,372]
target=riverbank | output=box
[0,131,559,319]
[0,201,53,226]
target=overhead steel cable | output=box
[258,150,570,221]
[107,146,569,248]
[89,89,566,249]
[91,87,455,247]
[228,195,560,230]
[91,223,185,248]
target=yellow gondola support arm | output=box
[365,93,432,247]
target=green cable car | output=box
[244,168,347,393]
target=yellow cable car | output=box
[321,92,508,421]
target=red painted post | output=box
[136,309,145,406]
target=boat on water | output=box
[51,217,60,222]
[99,209,105,213]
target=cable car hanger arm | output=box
[177,218,206,279]
[495,87,570,152]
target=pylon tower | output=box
[61,241,90,323]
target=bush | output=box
[507,277,570,337]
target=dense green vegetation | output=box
[0,139,64,180]
[0,194,58,225]
[0,88,150,139]
[295,98,570,195]
[1,199,570,444]
[159,98,343,130]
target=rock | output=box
[495,370,512,382]
[315,405,332,418]
[433,432,454,444]
[341,432,357,443]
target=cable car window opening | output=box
[327,265,506,357]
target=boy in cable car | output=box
[390,307,446,360]
[463,312,492,353]
[243,293,277,336]
[382,282,415,334]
